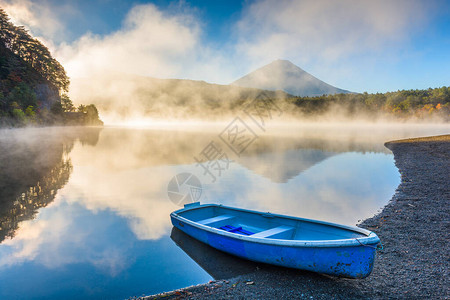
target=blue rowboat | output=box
[170,202,381,278]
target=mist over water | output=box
[0,123,448,299]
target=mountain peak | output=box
[231,60,350,97]
[268,59,310,73]
[273,59,297,65]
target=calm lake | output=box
[0,123,448,299]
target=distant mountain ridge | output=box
[232,59,350,97]
[71,73,291,120]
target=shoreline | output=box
[142,134,449,299]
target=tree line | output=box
[287,86,450,120]
[0,8,102,127]
[0,8,69,92]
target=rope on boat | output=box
[354,238,384,251]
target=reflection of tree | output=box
[0,127,101,242]
[0,158,72,241]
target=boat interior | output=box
[177,205,367,241]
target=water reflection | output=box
[0,127,101,242]
[0,124,448,299]
[239,148,336,183]
[171,227,259,279]
[49,127,404,243]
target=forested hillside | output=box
[286,87,450,120]
[0,8,102,127]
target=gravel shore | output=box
[143,135,449,299]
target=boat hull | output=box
[170,203,379,278]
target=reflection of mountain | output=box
[0,128,102,242]
[171,227,259,279]
[90,127,390,166]
[235,133,389,182]
[84,128,392,183]
[239,149,336,183]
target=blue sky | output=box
[1,0,449,93]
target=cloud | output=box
[1,1,232,83]
[1,0,435,80]
[1,0,442,101]
[235,0,432,66]
[51,3,240,122]
[0,0,72,42]
[57,4,202,79]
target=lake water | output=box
[0,124,448,299]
